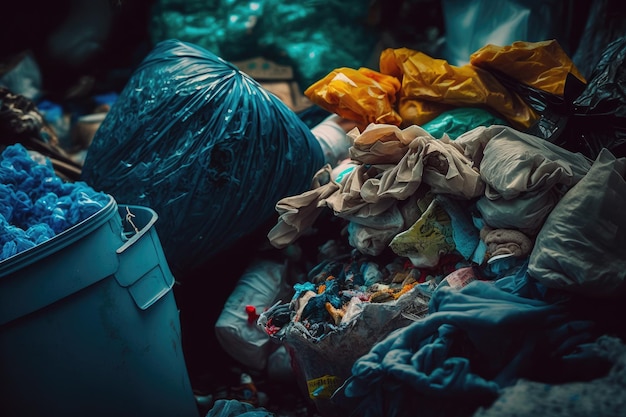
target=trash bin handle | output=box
[116,205,158,254]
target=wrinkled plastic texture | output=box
[215,259,289,371]
[468,40,588,149]
[469,40,586,96]
[81,39,324,274]
[379,47,539,130]
[149,0,378,92]
[528,148,626,298]
[304,67,402,131]
[572,37,626,119]
[513,37,626,160]
[0,144,109,261]
[557,36,626,158]
[421,107,507,139]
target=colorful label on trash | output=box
[307,375,341,400]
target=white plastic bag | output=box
[215,259,290,370]
[528,148,626,297]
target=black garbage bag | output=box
[81,39,325,275]
[557,36,626,158]
[491,37,626,160]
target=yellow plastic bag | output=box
[304,67,402,130]
[379,47,538,130]
[397,98,454,128]
[469,40,586,96]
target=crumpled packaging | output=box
[469,39,586,96]
[379,47,538,130]
[304,67,402,131]
[304,40,582,134]
[348,123,425,165]
[334,124,485,210]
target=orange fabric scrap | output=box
[325,301,345,326]
[394,282,418,299]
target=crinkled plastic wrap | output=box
[559,36,626,158]
[528,148,626,298]
[469,39,586,96]
[81,39,325,274]
[379,47,539,130]
[305,40,584,133]
[304,67,402,131]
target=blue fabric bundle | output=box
[333,278,599,417]
[0,143,109,261]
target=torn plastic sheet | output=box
[259,286,430,416]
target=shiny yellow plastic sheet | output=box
[304,67,402,130]
[304,40,582,132]
[379,47,538,130]
[469,40,586,96]
[397,98,453,128]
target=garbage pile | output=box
[223,38,626,417]
[2,3,626,415]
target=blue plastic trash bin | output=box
[0,196,199,417]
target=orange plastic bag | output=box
[304,67,402,130]
[379,47,538,130]
[469,40,586,96]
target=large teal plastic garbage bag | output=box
[81,39,325,275]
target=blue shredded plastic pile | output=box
[0,144,110,261]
